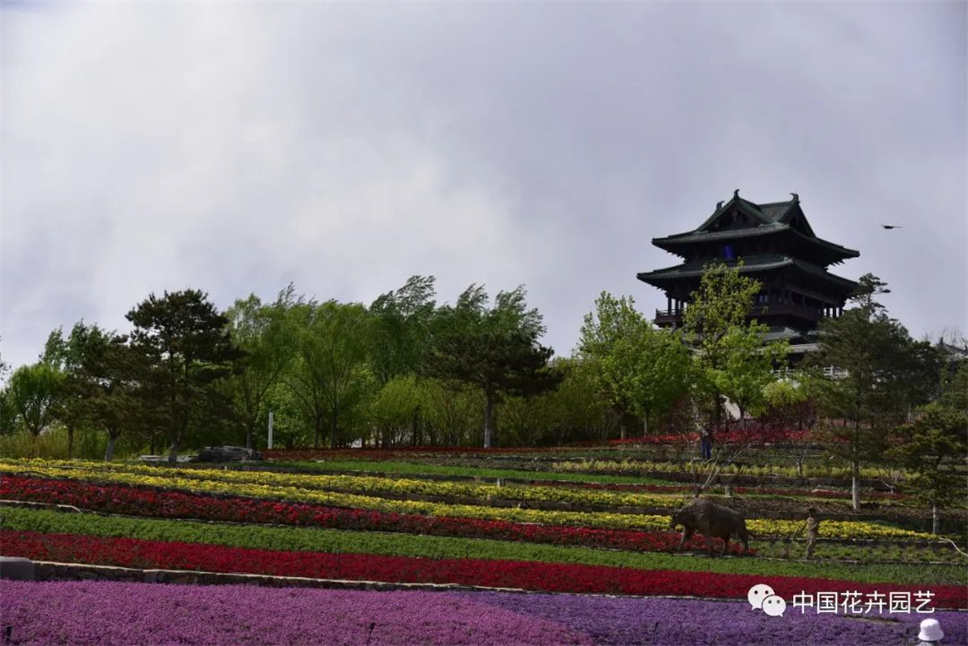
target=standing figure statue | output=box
[793,507,821,560]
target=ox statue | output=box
[669,498,751,556]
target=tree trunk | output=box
[246,421,254,451]
[643,413,649,436]
[105,434,118,462]
[67,425,75,459]
[851,460,861,511]
[329,406,338,449]
[483,392,495,448]
[314,416,322,449]
[931,502,940,535]
[412,407,421,447]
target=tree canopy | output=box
[127,289,242,463]
[423,285,560,448]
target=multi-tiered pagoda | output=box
[637,191,859,355]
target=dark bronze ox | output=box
[669,498,751,556]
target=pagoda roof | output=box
[653,194,859,262]
[636,254,860,292]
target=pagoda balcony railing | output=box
[655,299,831,325]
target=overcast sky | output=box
[2,1,966,372]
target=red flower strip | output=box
[4,530,964,609]
[0,475,748,554]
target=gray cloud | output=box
[2,1,965,371]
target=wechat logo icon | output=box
[748,584,785,617]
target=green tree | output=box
[369,276,437,385]
[226,287,297,450]
[424,285,560,448]
[887,403,967,534]
[940,360,968,411]
[0,387,15,436]
[578,292,692,437]
[7,362,64,437]
[370,374,425,447]
[707,326,788,424]
[683,261,786,432]
[544,357,614,444]
[808,274,922,510]
[262,381,311,449]
[127,289,242,464]
[42,322,143,459]
[42,325,87,456]
[577,292,644,438]
[420,378,484,447]
[56,325,144,461]
[285,299,373,448]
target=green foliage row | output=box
[2,506,961,585]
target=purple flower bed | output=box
[2,580,965,646]
[0,581,590,646]
[463,591,968,646]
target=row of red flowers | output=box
[5,530,964,609]
[0,475,750,554]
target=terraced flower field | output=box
[1,451,965,645]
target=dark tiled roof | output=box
[637,254,793,281]
[691,195,799,233]
[652,226,858,260]
[655,223,785,243]
[637,254,859,291]
[652,193,857,261]
[758,201,796,223]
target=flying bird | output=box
[881,224,903,230]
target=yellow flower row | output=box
[0,460,933,541]
[1,458,687,509]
